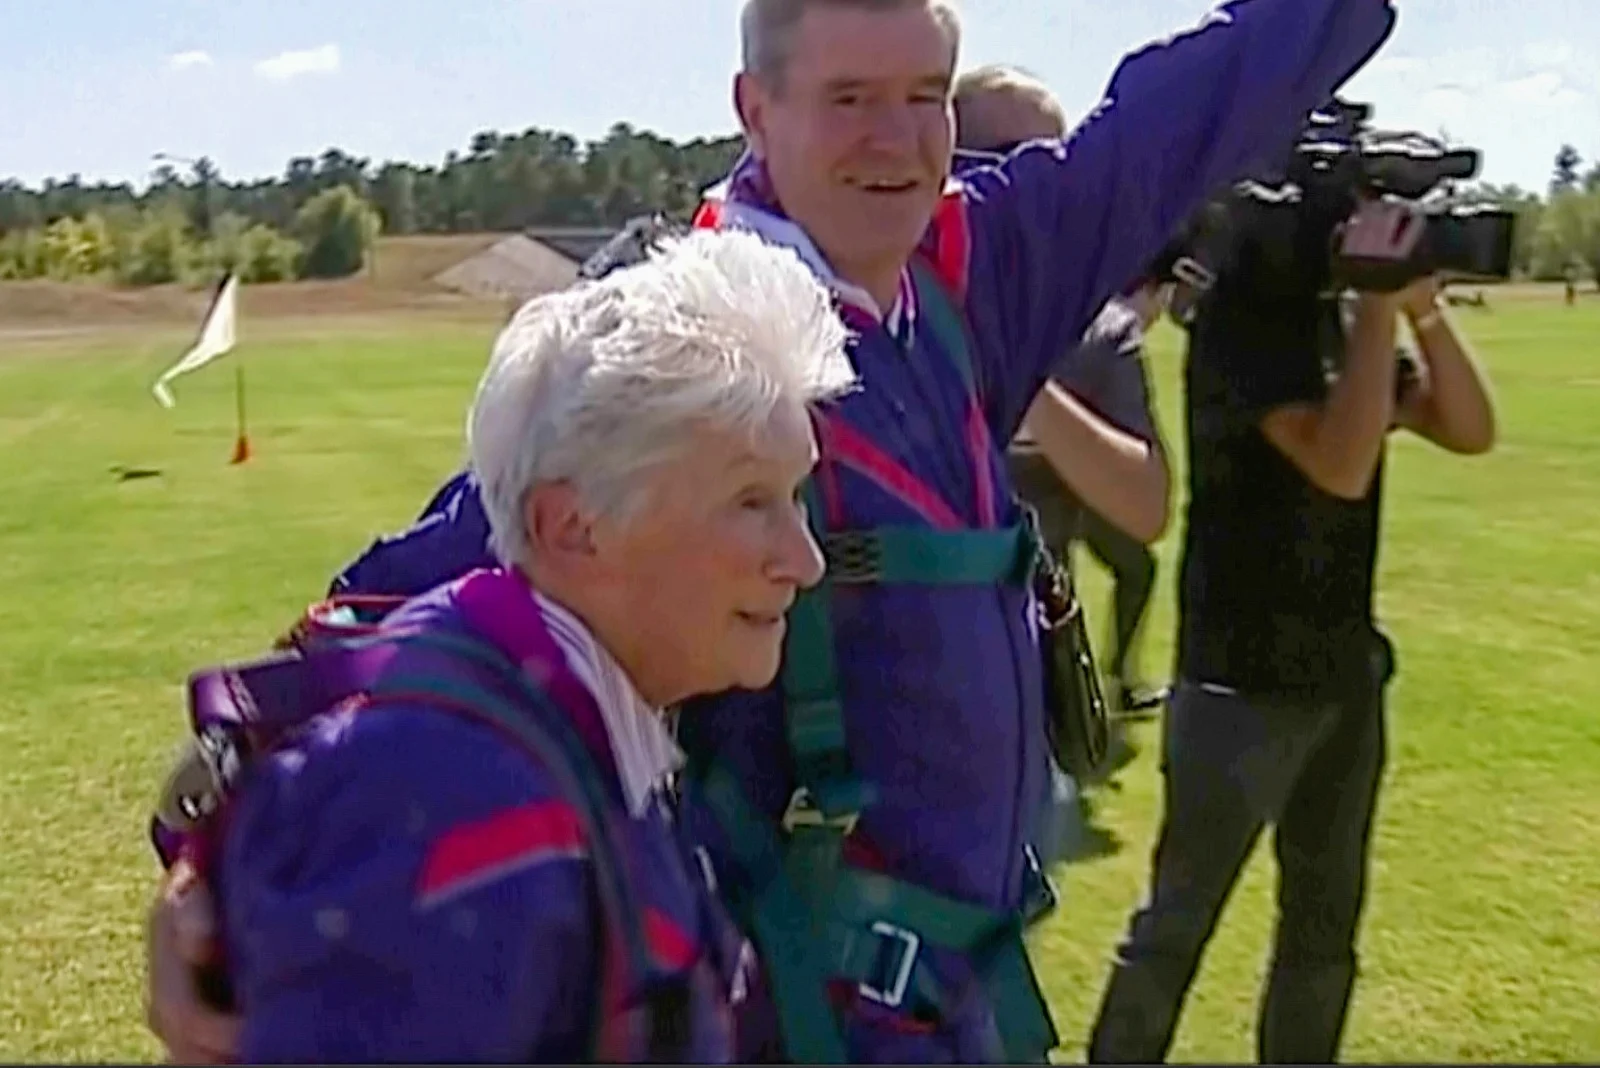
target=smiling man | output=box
[676,1,1399,1062]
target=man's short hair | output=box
[469,229,856,570]
[741,0,962,90]
[952,63,1067,149]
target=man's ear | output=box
[522,482,597,568]
[734,72,768,159]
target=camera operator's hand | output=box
[1333,199,1428,294]
[1390,273,1498,454]
[1397,273,1442,320]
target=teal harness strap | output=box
[899,263,1059,1060]
[781,479,871,822]
[908,258,979,393]
[780,262,1034,821]
[820,525,1034,585]
[696,762,851,1064]
[828,868,1058,1063]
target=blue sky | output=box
[3,0,1595,195]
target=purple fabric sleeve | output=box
[958,0,1397,439]
[327,470,495,599]
[221,703,597,1063]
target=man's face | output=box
[593,402,825,706]
[736,3,956,287]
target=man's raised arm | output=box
[959,0,1398,436]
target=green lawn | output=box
[1,298,1596,1062]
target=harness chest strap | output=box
[781,515,1037,823]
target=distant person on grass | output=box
[146,228,852,1063]
[148,0,1400,1060]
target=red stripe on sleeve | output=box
[415,800,586,910]
[644,906,700,970]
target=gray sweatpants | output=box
[1088,640,1391,1064]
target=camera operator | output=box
[1087,197,1496,1064]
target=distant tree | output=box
[117,208,194,285]
[0,179,44,232]
[1551,143,1583,196]
[189,211,252,278]
[189,156,222,237]
[1573,189,1600,289]
[1530,187,1600,285]
[39,215,114,279]
[369,163,418,235]
[0,226,46,278]
[293,185,381,278]
[236,224,302,283]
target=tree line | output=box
[0,122,1595,286]
[0,186,379,286]
[0,123,743,286]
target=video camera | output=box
[1167,98,1517,315]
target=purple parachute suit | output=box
[211,570,774,1062]
[327,4,1397,1059]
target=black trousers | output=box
[1076,506,1156,682]
[1087,643,1391,1064]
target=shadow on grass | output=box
[1039,727,1143,867]
[109,464,163,482]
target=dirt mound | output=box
[433,234,581,301]
[369,234,502,292]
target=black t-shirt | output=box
[1177,295,1384,700]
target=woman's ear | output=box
[522,482,597,569]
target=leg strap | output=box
[828,866,1060,1063]
[690,761,1060,1064]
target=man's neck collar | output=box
[701,194,909,327]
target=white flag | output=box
[152,273,239,408]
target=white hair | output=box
[467,227,857,570]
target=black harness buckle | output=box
[822,532,883,584]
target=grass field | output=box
[1,287,1597,1062]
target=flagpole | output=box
[229,360,251,465]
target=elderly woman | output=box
[147,228,854,1063]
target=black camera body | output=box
[1169,98,1517,311]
